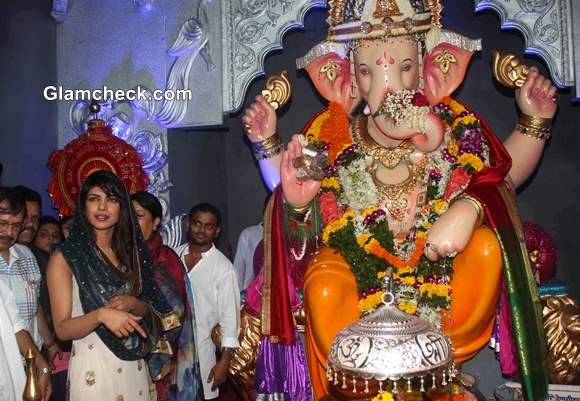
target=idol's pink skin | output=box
[241,36,557,261]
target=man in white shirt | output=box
[174,203,240,400]
[0,188,52,401]
[0,188,54,355]
[233,223,263,290]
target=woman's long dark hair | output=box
[78,170,134,270]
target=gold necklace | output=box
[369,160,427,221]
[353,116,414,169]
[352,116,425,221]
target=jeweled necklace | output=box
[353,116,426,221]
[353,119,414,169]
[369,160,426,221]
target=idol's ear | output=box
[297,42,361,114]
[423,29,481,105]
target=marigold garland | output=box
[321,176,341,192]
[371,391,395,401]
[358,290,385,312]
[298,96,488,324]
[451,114,478,129]
[318,102,352,165]
[399,299,418,314]
[458,153,484,172]
[303,108,331,144]
[363,237,426,271]
[322,209,355,244]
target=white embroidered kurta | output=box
[0,280,27,401]
[233,223,263,290]
[175,243,240,400]
[67,279,151,401]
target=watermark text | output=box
[43,85,192,102]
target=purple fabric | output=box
[255,331,313,401]
[253,240,264,278]
[498,282,518,376]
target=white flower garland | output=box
[338,158,379,212]
[380,89,430,132]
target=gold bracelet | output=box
[251,134,281,152]
[252,134,283,160]
[456,194,484,227]
[519,114,552,127]
[516,113,552,141]
[289,202,312,216]
[254,145,282,160]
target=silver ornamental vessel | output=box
[327,301,455,394]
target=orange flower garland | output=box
[318,102,352,165]
[312,96,486,320]
[364,237,426,270]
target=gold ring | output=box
[243,124,252,135]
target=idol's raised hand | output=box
[241,94,277,142]
[516,66,558,119]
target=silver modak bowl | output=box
[327,303,454,395]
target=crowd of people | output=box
[0,170,262,401]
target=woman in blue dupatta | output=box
[47,170,175,401]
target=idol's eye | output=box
[358,65,370,76]
[402,63,412,72]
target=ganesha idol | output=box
[240,1,558,400]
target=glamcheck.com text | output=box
[43,85,192,102]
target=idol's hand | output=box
[424,200,478,261]
[241,94,277,142]
[281,135,321,208]
[97,308,147,338]
[516,67,558,119]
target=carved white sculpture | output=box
[474,0,579,100]
[53,0,326,221]
[222,0,327,112]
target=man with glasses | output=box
[0,187,54,400]
[12,186,63,369]
[14,185,42,245]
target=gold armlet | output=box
[251,134,283,160]
[287,201,312,220]
[516,113,552,141]
[457,194,484,227]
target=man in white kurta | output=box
[174,203,240,400]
